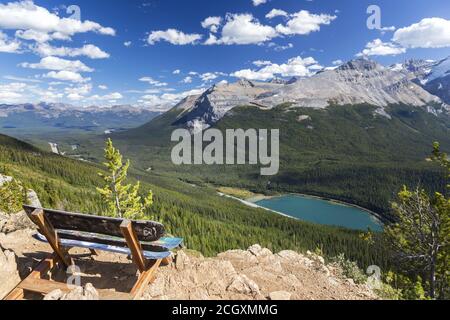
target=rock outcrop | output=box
[0,174,40,234]
[142,245,377,300]
[0,247,21,299]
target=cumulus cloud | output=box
[32,43,109,59]
[252,0,267,6]
[266,9,288,19]
[138,88,206,111]
[393,17,450,48]
[0,1,115,41]
[182,76,193,84]
[357,39,406,56]
[124,41,132,47]
[139,76,168,87]
[275,10,336,35]
[213,13,277,45]
[20,56,93,72]
[173,69,181,74]
[44,70,90,83]
[0,82,27,103]
[147,28,202,45]
[231,56,321,81]
[0,31,21,53]
[201,16,222,33]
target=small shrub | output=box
[0,179,27,213]
[332,253,368,284]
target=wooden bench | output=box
[4,205,183,300]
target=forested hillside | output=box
[0,133,389,270]
[101,103,450,220]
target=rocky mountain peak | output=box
[338,58,383,72]
[237,79,255,88]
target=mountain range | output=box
[0,102,160,135]
[172,57,449,130]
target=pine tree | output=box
[97,139,153,220]
[384,142,449,299]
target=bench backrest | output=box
[23,205,165,243]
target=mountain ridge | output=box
[170,57,448,129]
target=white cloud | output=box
[357,39,406,56]
[252,0,267,6]
[147,28,202,45]
[216,13,277,45]
[15,29,50,42]
[275,10,336,35]
[20,56,93,72]
[124,41,132,47]
[201,16,222,33]
[3,75,41,83]
[332,59,343,66]
[231,56,321,81]
[89,92,123,101]
[393,17,450,48]
[32,43,109,59]
[139,88,206,111]
[139,76,168,87]
[98,85,108,90]
[182,76,193,83]
[200,72,219,82]
[274,42,293,51]
[0,82,27,103]
[173,69,181,74]
[0,31,21,53]
[44,70,90,83]
[253,60,272,67]
[266,9,288,19]
[0,1,115,41]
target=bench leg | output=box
[4,288,24,300]
[130,259,162,300]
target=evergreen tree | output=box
[384,143,449,299]
[97,139,153,219]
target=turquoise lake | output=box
[255,195,383,231]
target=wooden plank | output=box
[120,220,147,272]
[27,209,72,268]
[18,277,69,294]
[130,259,162,300]
[56,230,169,252]
[18,278,131,300]
[3,288,24,300]
[3,255,57,301]
[23,205,165,242]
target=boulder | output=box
[0,247,21,299]
[175,250,190,271]
[26,190,42,208]
[44,283,99,300]
[268,291,292,300]
[248,244,272,257]
[227,274,260,296]
[0,210,36,234]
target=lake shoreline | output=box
[246,192,386,226]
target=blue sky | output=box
[0,0,449,110]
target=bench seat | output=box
[33,233,183,260]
